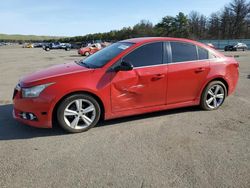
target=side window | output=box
[123,42,163,67]
[170,42,198,63]
[198,47,209,60]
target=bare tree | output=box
[208,12,221,39]
[228,0,250,38]
[189,11,207,39]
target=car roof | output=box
[121,37,199,44]
[121,37,224,57]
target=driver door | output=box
[110,42,167,112]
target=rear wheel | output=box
[200,81,227,110]
[57,94,101,133]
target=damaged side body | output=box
[111,66,167,112]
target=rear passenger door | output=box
[166,42,210,105]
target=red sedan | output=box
[13,37,239,133]
[78,43,101,56]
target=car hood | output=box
[21,62,91,87]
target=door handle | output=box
[195,67,205,73]
[151,74,165,81]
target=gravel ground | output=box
[0,46,249,188]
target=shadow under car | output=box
[0,104,201,140]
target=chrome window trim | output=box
[134,63,167,69]
[166,58,217,65]
[167,57,219,65]
[116,40,219,70]
[133,57,219,69]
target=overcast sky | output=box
[0,0,230,36]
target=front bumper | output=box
[13,90,53,128]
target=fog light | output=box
[20,112,37,121]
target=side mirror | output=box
[114,61,133,72]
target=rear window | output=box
[170,42,198,63]
[198,47,209,60]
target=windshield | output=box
[79,42,134,68]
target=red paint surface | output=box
[78,46,100,55]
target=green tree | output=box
[174,12,189,38]
[132,20,155,37]
[155,16,175,36]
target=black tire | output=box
[200,81,227,111]
[65,47,70,51]
[57,94,101,133]
[45,47,50,51]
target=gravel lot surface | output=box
[0,46,249,188]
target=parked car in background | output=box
[23,43,34,48]
[33,43,44,48]
[13,37,239,133]
[78,43,102,56]
[70,43,83,49]
[224,42,248,51]
[0,42,7,46]
[43,42,71,51]
[101,42,112,48]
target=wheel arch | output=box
[52,90,105,127]
[200,77,229,99]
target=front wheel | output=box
[200,81,227,111]
[57,94,101,133]
[85,51,90,56]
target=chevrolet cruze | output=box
[13,37,239,133]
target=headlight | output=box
[22,83,54,98]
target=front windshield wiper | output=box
[75,60,92,68]
[81,62,91,68]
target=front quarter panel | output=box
[43,69,112,124]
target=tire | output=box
[85,51,90,56]
[200,81,227,111]
[65,47,70,51]
[45,47,50,51]
[57,94,101,133]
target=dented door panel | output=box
[111,66,167,112]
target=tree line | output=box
[58,0,250,43]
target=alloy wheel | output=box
[205,84,225,109]
[63,99,96,129]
